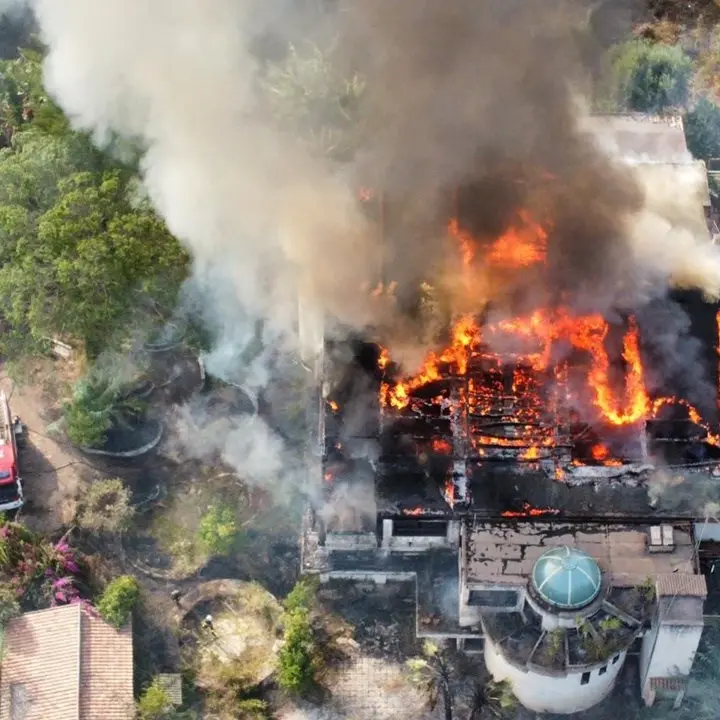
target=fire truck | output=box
[0,391,25,511]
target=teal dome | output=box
[531,547,602,610]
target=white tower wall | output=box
[484,634,626,715]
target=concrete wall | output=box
[640,623,703,686]
[459,586,525,627]
[382,519,460,552]
[485,635,626,715]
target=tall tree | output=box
[0,165,188,357]
[599,39,692,113]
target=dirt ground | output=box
[2,358,94,533]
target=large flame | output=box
[381,307,649,427]
[378,213,718,468]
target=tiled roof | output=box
[0,605,133,720]
[0,605,81,720]
[79,611,134,720]
[656,573,708,598]
[156,674,183,706]
[649,676,687,691]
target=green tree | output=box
[76,477,134,532]
[470,678,517,720]
[406,641,454,720]
[96,575,139,628]
[0,48,70,140]
[601,40,692,112]
[0,581,20,627]
[283,576,318,613]
[277,607,316,695]
[685,97,720,161]
[0,142,188,358]
[63,371,146,448]
[196,503,238,557]
[137,679,172,720]
[262,41,365,160]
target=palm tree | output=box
[64,371,147,447]
[468,679,517,720]
[406,641,455,720]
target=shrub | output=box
[0,582,20,626]
[236,698,269,719]
[604,39,692,112]
[277,608,315,694]
[196,503,238,557]
[137,679,171,720]
[77,477,134,532]
[64,399,112,448]
[685,96,720,161]
[96,575,139,628]
[64,371,147,448]
[283,576,318,613]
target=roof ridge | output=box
[76,604,82,720]
[10,604,80,619]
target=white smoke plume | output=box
[629,164,720,300]
[16,0,720,497]
[30,0,380,350]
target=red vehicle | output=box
[0,391,24,511]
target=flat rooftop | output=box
[377,463,720,519]
[465,521,696,587]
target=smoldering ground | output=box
[15,0,720,494]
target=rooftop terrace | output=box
[464,521,696,587]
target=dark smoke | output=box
[333,0,644,319]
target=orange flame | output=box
[432,438,453,455]
[486,210,548,268]
[520,446,540,460]
[448,218,475,267]
[403,507,425,516]
[590,444,609,461]
[381,309,649,426]
[375,210,720,471]
[501,502,560,518]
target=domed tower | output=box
[482,546,641,715]
[531,546,602,612]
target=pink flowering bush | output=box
[0,520,82,609]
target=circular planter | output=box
[205,381,259,417]
[122,377,155,401]
[179,580,283,691]
[80,418,164,458]
[149,350,205,406]
[143,321,187,354]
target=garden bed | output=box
[181,582,283,692]
[81,417,163,458]
[122,471,253,580]
[143,321,187,354]
[204,380,258,417]
[121,469,299,588]
[149,348,205,406]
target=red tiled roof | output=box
[0,605,133,720]
[0,605,80,720]
[79,611,134,720]
[656,573,708,598]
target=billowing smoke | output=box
[17,0,720,487]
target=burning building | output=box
[299,113,715,714]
